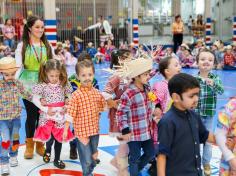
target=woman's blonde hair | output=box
[38,59,68,87]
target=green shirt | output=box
[195,72,224,117]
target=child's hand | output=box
[65,98,69,105]
[226,137,235,150]
[229,158,236,171]
[47,107,56,116]
[205,78,214,86]
[153,107,162,123]
[79,137,90,145]
[63,128,68,141]
[40,98,47,106]
[122,133,132,141]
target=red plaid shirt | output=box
[224,53,236,66]
[116,84,153,141]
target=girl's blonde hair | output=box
[39,59,68,87]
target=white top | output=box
[88,20,112,35]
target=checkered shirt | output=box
[195,72,224,116]
[0,80,32,120]
[66,85,106,138]
[116,84,153,142]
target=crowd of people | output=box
[0,14,236,176]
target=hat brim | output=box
[0,67,19,73]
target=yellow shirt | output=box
[172,21,184,34]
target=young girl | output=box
[63,59,106,176]
[32,59,74,169]
[148,56,181,175]
[181,49,195,68]
[215,97,236,176]
[102,49,131,176]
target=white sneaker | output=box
[1,163,10,175]
[9,156,18,167]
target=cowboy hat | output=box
[0,57,20,73]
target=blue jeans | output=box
[3,39,15,49]
[201,116,213,165]
[0,118,21,164]
[127,139,155,176]
[77,135,99,176]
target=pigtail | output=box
[59,62,68,87]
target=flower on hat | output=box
[147,91,158,102]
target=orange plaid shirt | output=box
[67,85,106,138]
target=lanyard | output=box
[31,41,42,63]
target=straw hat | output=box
[180,43,189,50]
[225,45,232,50]
[88,42,93,47]
[213,40,221,49]
[0,57,20,73]
[232,41,236,47]
[74,36,83,42]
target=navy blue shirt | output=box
[157,105,209,176]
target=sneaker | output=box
[69,148,78,160]
[203,164,211,176]
[10,156,18,167]
[1,164,10,175]
[54,160,65,169]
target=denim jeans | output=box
[77,135,99,176]
[201,116,213,165]
[3,39,15,49]
[0,118,21,164]
[127,139,155,176]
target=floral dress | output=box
[217,98,236,175]
[32,83,74,143]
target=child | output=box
[195,49,224,176]
[54,42,66,64]
[148,56,181,175]
[32,59,74,169]
[116,58,156,176]
[0,57,32,175]
[176,43,188,61]
[86,42,97,59]
[63,59,106,176]
[181,49,194,68]
[94,47,105,64]
[223,45,236,70]
[215,97,236,175]
[157,73,215,176]
[63,43,77,66]
[102,49,131,176]
[105,39,115,61]
[68,52,99,160]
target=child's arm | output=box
[212,75,224,94]
[16,81,32,101]
[157,154,166,176]
[116,93,131,137]
[207,132,216,144]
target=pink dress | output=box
[32,83,74,143]
[103,75,128,135]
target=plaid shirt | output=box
[116,84,153,142]
[0,80,32,120]
[195,72,224,116]
[66,85,106,138]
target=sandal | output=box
[43,152,51,163]
[54,160,65,169]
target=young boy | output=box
[68,52,99,160]
[195,49,224,175]
[0,57,32,175]
[63,59,106,176]
[157,73,215,176]
[116,58,155,176]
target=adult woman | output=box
[2,18,15,50]
[15,15,53,159]
[172,15,184,53]
[192,14,205,41]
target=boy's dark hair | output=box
[77,51,92,62]
[75,59,95,76]
[196,48,217,65]
[168,73,200,99]
[159,56,173,78]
